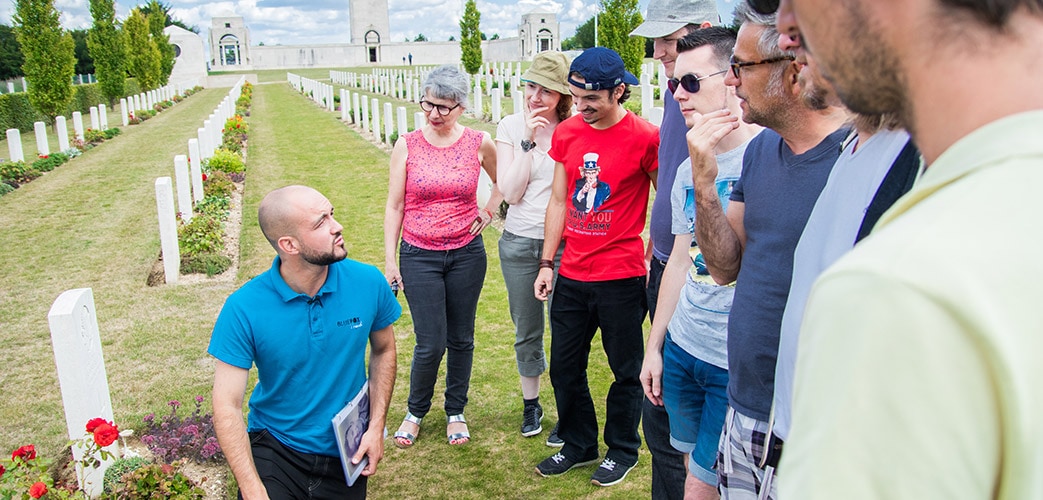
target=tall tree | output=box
[13,0,76,121]
[597,0,644,76]
[124,8,161,90]
[70,29,94,75]
[88,0,125,104]
[561,16,595,50]
[138,0,198,33]
[0,25,24,80]
[459,0,482,75]
[146,1,175,85]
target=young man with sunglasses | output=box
[630,2,720,497]
[762,0,1043,498]
[641,26,762,500]
[532,47,660,488]
[688,4,848,499]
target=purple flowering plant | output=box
[141,396,223,464]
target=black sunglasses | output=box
[667,70,728,94]
[747,0,779,14]
[729,55,796,78]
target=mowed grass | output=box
[1,81,654,498]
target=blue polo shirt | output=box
[208,256,401,457]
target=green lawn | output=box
[1,80,657,498]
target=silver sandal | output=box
[393,412,422,448]
[447,414,470,445]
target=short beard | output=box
[300,244,346,266]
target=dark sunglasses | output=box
[747,0,779,14]
[667,70,728,94]
[419,100,461,116]
[729,55,796,78]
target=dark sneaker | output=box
[535,452,599,477]
[521,404,544,437]
[545,422,564,448]
[590,458,635,487]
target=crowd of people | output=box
[206,0,1043,497]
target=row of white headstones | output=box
[38,81,245,497]
[0,75,98,95]
[154,77,248,285]
[4,85,185,162]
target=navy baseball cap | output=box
[568,47,640,91]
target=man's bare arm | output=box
[213,360,268,500]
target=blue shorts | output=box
[662,333,729,485]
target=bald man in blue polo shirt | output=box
[209,185,400,500]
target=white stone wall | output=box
[165,26,208,89]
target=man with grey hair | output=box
[768,0,1043,497]
[687,4,847,498]
[630,2,720,497]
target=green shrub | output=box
[196,195,230,220]
[221,136,243,154]
[181,252,232,276]
[32,152,69,172]
[206,148,245,174]
[0,92,43,132]
[0,182,14,197]
[109,461,206,499]
[203,170,234,198]
[103,456,151,493]
[124,78,142,98]
[178,214,225,256]
[84,128,107,143]
[0,161,41,184]
[103,127,121,139]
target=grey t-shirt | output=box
[666,138,752,369]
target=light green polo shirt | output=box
[781,110,1043,499]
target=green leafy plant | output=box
[205,148,244,174]
[0,160,41,184]
[0,182,14,197]
[103,127,120,139]
[102,456,150,494]
[84,128,106,143]
[202,170,234,199]
[195,195,230,220]
[31,152,68,172]
[177,214,224,256]
[109,461,205,499]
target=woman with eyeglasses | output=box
[384,65,498,448]
[493,51,573,444]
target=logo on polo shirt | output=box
[337,317,362,328]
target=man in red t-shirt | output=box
[533,47,660,488]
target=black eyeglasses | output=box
[419,100,461,116]
[667,70,728,94]
[747,0,779,14]
[729,55,796,78]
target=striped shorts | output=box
[717,407,779,500]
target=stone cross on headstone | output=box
[48,287,119,496]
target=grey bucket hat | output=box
[630,0,720,38]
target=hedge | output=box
[0,78,146,133]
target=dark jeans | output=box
[244,430,366,500]
[399,235,487,417]
[550,275,646,466]
[645,257,687,500]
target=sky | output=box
[1,0,739,48]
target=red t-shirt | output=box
[549,111,660,281]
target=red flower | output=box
[85,417,109,433]
[92,422,120,447]
[201,173,208,181]
[29,481,47,498]
[0,464,6,479]
[12,444,36,461]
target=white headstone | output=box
[352,92,361,124]
[650,106,664,127]
[492,92,502,123]
[361,95,370,128]
[47,287,119,497]
[188,139,203,203]
[197,128,210,160]
[384,102,393,144]
[397,106,408,137]
[34,121,50,156]
[99,104,108,130]
[473,85,483,118]
[340,90,348,121]
[371,98,380,139]
[6,128,24,162]
[154,177,180,283]
[56,116,70,152]
[6,82,13,93]
[641,72,653,120]
[119,98,129,126]
[174,155,193,222]
[414,111,424,132]
[72,112,85,140]
[89,107,100,131]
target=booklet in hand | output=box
[332,382,370,487]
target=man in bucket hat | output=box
[533,47,660,488]
[631,1,720,498]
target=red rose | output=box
[85,417,108,433]
[12,444,36,461]
[201,173,207,181]
[29,481,47,498]
[93,422,120,447]
[0,464,6,479]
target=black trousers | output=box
[242,430,366,500]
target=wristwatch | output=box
[520,139,536,152]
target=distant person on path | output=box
[532,47,660,488]
[383,65,498,449]
[630,0,721,494]
[210,185,401,500]
[408,53,413,65]
[494,50,572,443]
[642,27,761,500]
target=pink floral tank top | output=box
[402,127,484,250]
